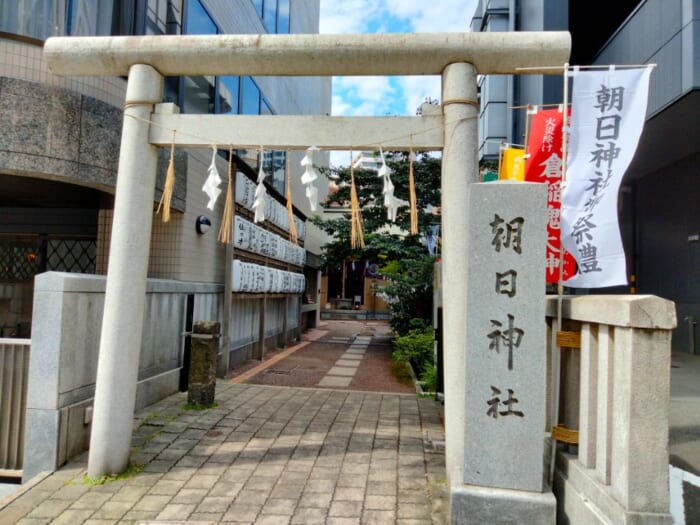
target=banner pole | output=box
[523,104,532,155]
[549,62,570,487]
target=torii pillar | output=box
[44,31,570,519]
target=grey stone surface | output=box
[553,454,672,525]
[0,77,187,211]
[318,376,352,387]
[327,366,356,377]
[25,289,63,410]
[0,77,81,160]
[463,182,547,492]
[22,409,60,482]
[335,359,360,367]
[340,353,363,360]
[25,272,222,479]
[450,483,556,524]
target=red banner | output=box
[524,108,576,282]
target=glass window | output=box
[68,0,114,36]
[143,0,169,35]
[218,76,240,114]
[186,0,216,34]
[112,0,136,35]
[277,0,290,34]
[182,0,217,114]
[263,0,277,33]
[252,0,263,18]
[182,75,216,114]
[241,76,261,115]
[0,0,68,40]
[269,150,286,195]
[260,98,286,193]
[260,98,273,116]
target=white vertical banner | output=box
[561,66,652,288]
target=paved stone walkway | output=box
[318,336,371,388]
[0,382,447,524]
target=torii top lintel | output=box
[44,32,571,77]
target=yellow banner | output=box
[499,147,526,181]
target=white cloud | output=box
[320,0,477,34]
[398,76,442,115]
[386,0,476,33]
[332,76,397,116]
[319,0,479,161]
[319,0,386,34]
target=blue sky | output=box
[319,0,479,118]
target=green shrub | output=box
[420,363,438,393]
[393,325,434,377]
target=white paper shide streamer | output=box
[300,146,319,212]
[377,148,400,222]
[253,148,267,223]
[201,146,222,210]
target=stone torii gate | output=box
[44,31,569,520]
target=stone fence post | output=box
[548,294,676,524]
[188,321,220,406]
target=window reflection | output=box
[0,0,68,40]
[69,0,114,36]
[218,76,240,114]
[182,0,217,114]
[264,0,277,33]
[241,76,261,115]
[186,0,216,34]
[261,99,286,194]
[182,75,216,114]
[277,0,290,34]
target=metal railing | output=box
[0,338,30,478]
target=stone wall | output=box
[0,76,186,208]
[22,272,222,481]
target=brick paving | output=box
[0,321,447,525]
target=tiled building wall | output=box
[1,0,329,285]
[0,37,126,108]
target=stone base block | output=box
[554,453,673,525]
[450,483,556,525]
[188,383,216,406]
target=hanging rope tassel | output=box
[408,146,419,235]
[157,131,176,222]
[349,153,365,249]
[286,151,298,243]
[218,146,235,244]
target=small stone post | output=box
[188,321,220,406]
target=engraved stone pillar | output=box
[450,182,556,524]
[188,321,220,406]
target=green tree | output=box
[312,151,441,335]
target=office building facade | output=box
[0,0,331,340]
[473,0,699,352]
